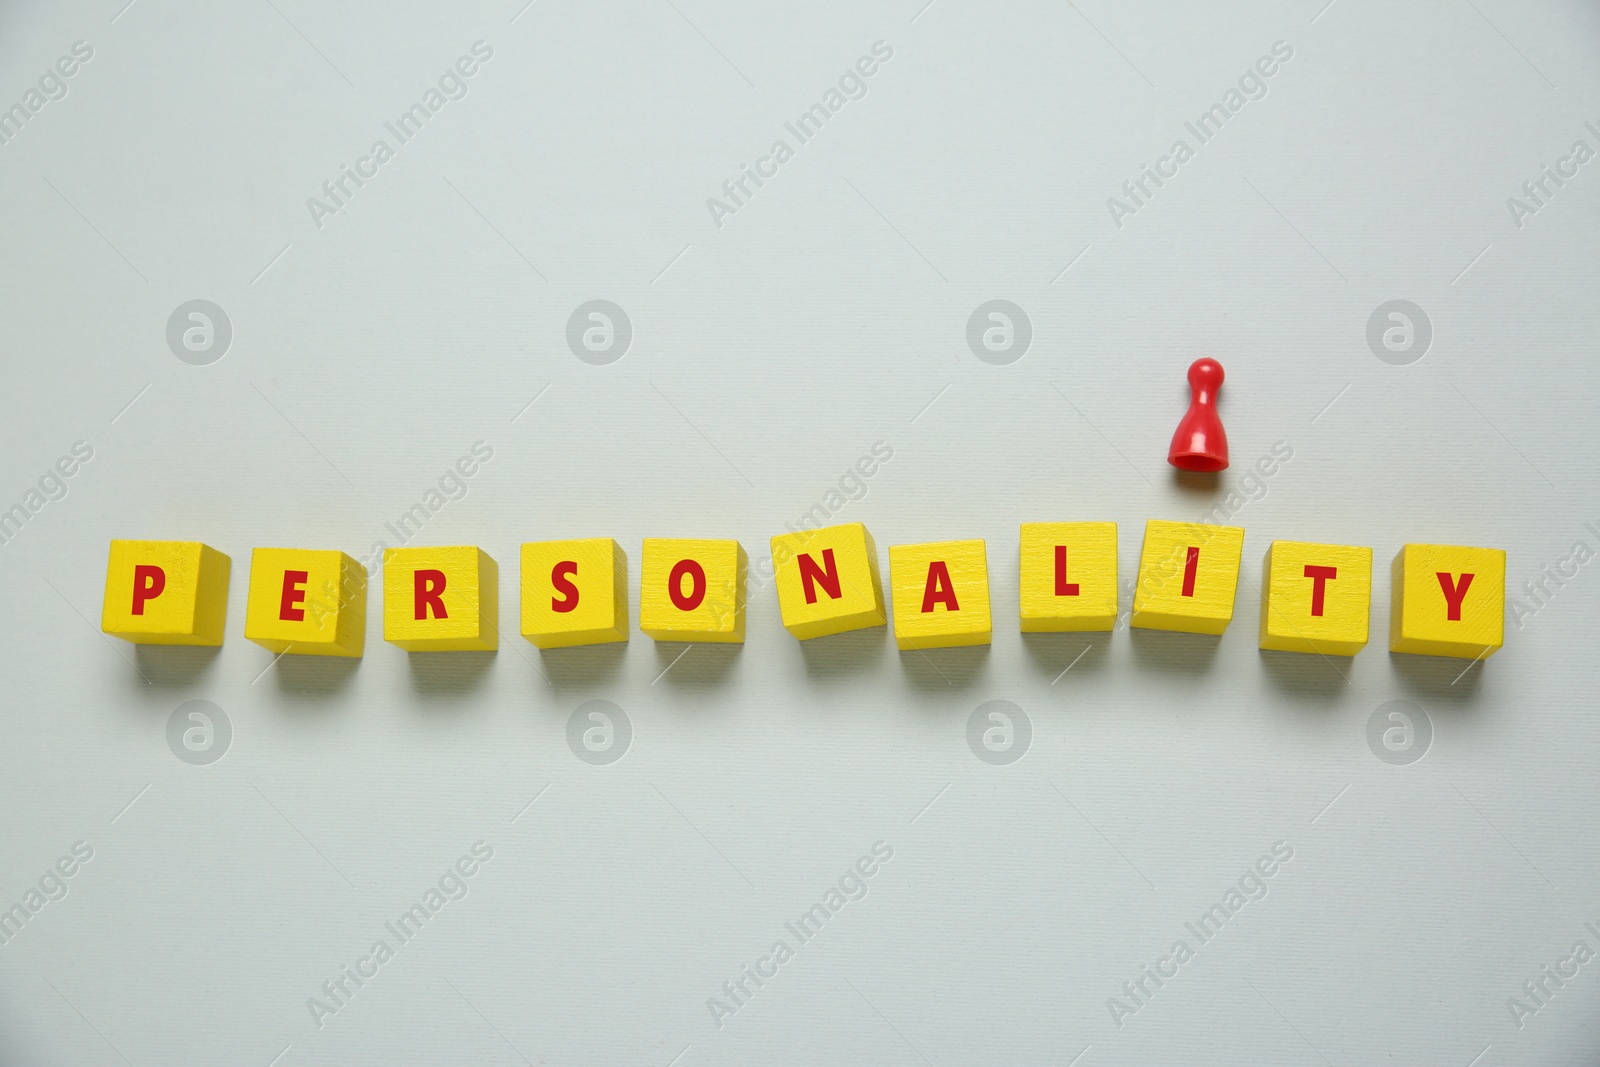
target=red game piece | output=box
[1168,358,1229,472]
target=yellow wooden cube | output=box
[101,539,230,645]
[383,546,498,651]
[1019,522,1117,632]
[244,548,366,657]
[888,539,991,650]
[521,538,628,649]
[1131,520,1244,635]
[770,522,886,640]
[639,538,746,642]
[1258,540,1371,656]
[1389,543,1505,659]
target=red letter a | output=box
[921,561,959,613]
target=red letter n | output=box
[798,549,842,605]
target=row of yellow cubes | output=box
[100,521,1506,662]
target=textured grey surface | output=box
[2,0,1599,1064]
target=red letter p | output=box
[131,564,165,615]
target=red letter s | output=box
[551,561,579,613]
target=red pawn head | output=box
[1168,358,1229,472]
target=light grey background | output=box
[2,0,1598,1063]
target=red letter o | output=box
[669,559,706,611]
